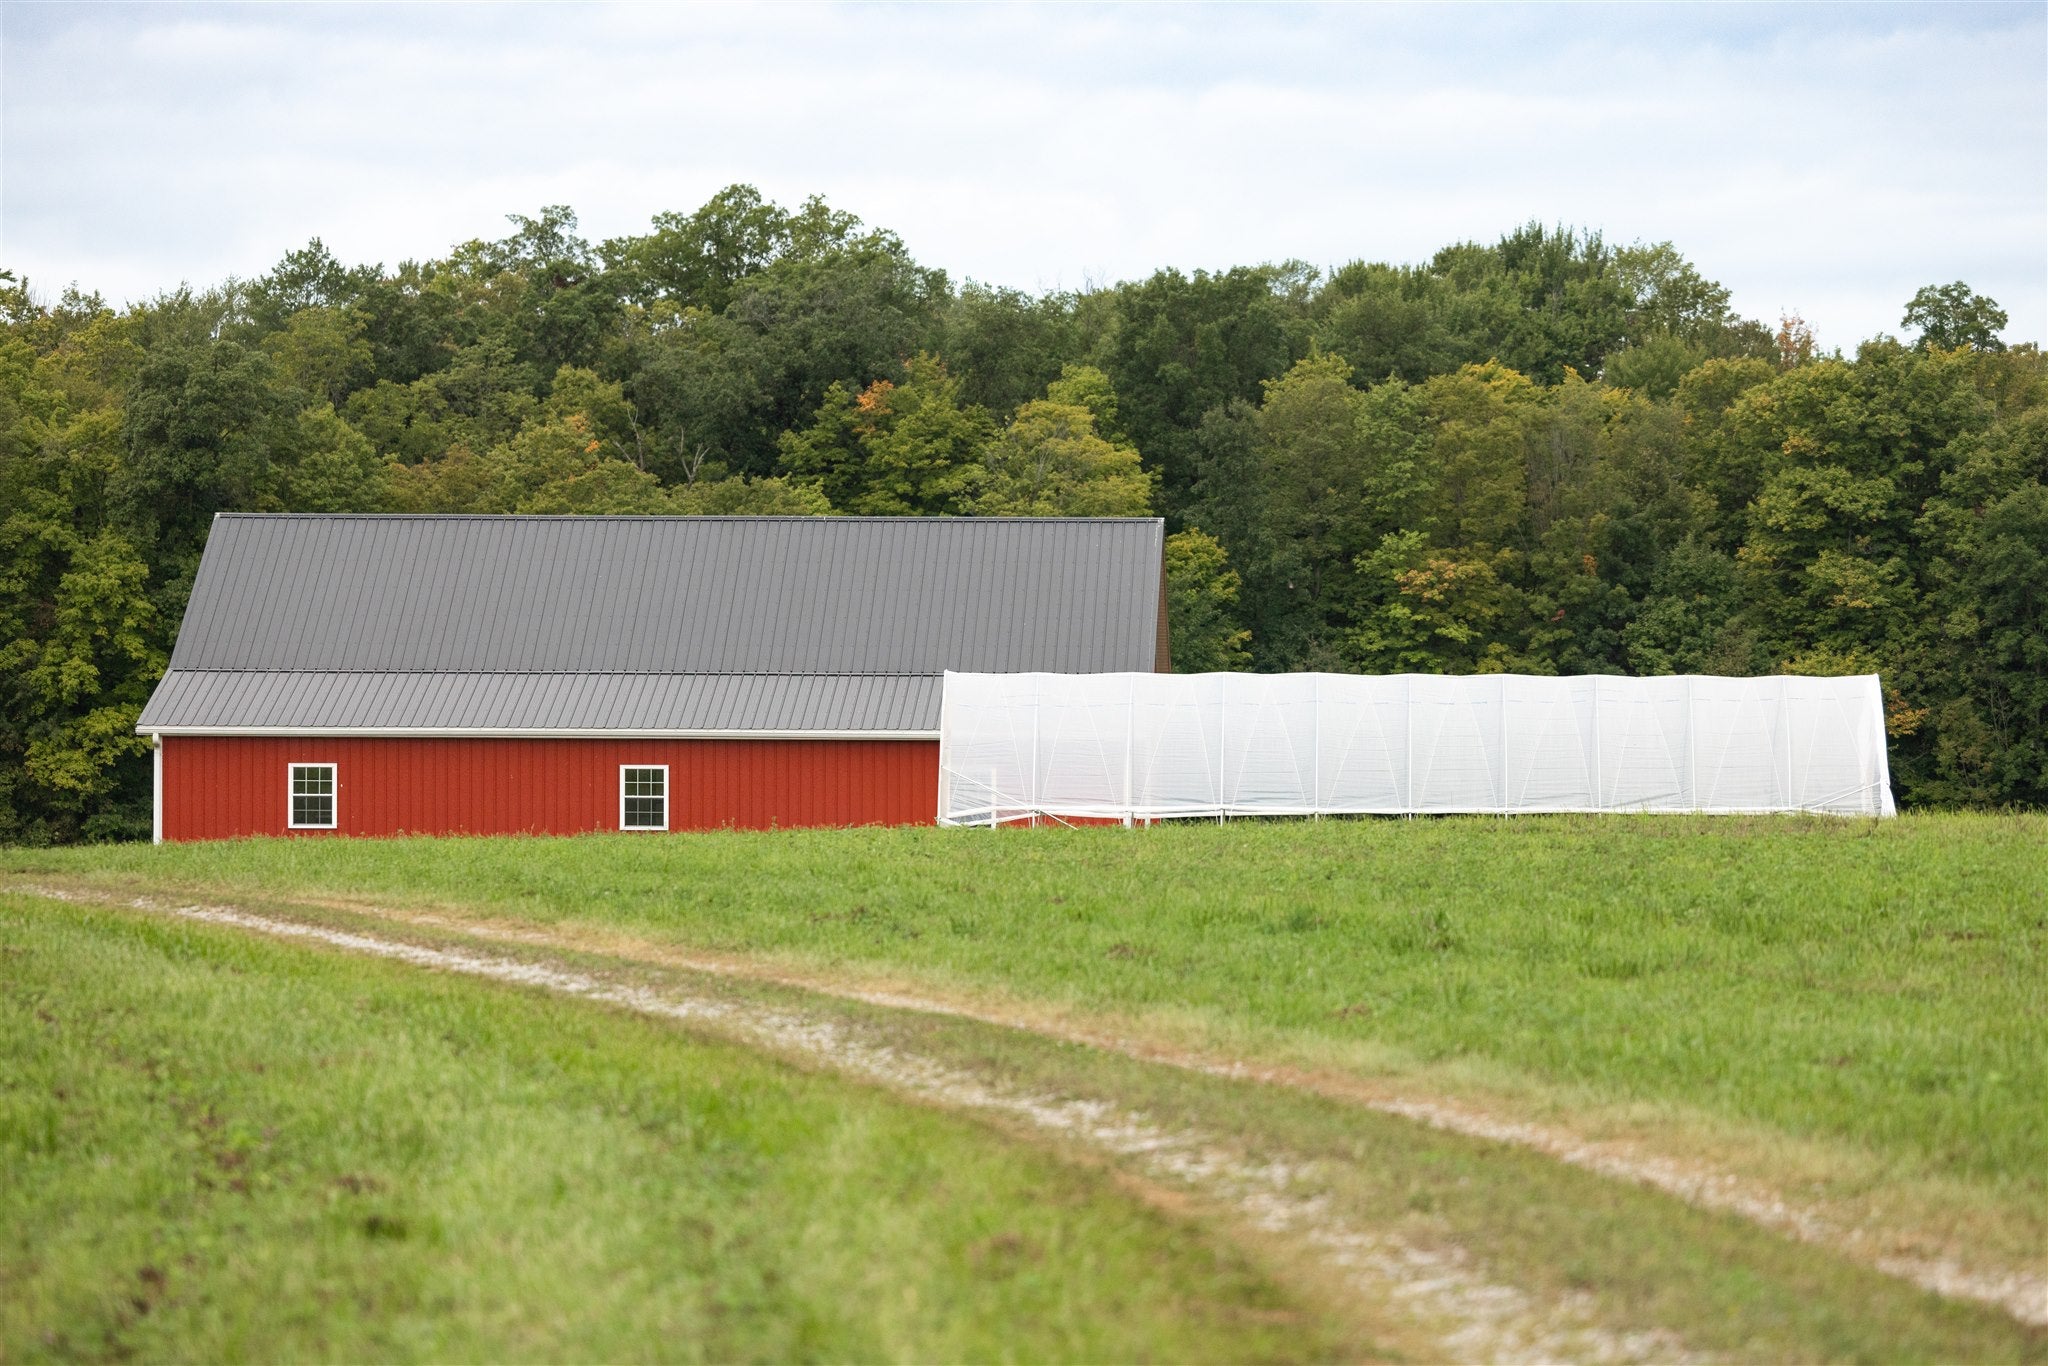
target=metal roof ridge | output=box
[209,512,1165,524]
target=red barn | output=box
[139,514,1169,841]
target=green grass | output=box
[806,968,2044,1364]
[0,896,1337,1363]
[14,897,2043,1364]
[14,814,2041,1200]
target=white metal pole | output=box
[1780,675,1792,809]
[1217,675,1226,823]
[1590,676,1601,814]
[1497,673,1509,816]
[1404,674,1415,817]
[1031,674,1042,829]
[1686,676,1697,813]
[1312,673,1321,819]
[1123,673,1135,828]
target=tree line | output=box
[2,186,2041,840]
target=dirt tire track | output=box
[18,877,2048,1331]
[24,884,1702,1364]
[269,888,2046,1330]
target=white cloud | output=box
[2,1,2041,347]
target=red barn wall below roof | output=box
[161,735,939,840]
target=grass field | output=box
[7,813,2046,1360]
[0,896,1334,1362]
[16,815,2041,1184]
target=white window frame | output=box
[619,764,669,832]
[288,762,338,830]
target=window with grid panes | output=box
[289,763,336,828]
[620,765,667,830]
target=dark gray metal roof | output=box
[141,515,1164,734]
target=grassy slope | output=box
[0,896,1335,1363]
[14,814,2040,1200]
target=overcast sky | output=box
[3,2,2043,348]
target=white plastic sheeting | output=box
[937,671,1895,824]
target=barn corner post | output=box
[151,734,163,845]
[936,669,953,827]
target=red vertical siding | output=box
[160,736,939,841]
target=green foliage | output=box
[1091,264,1311,506]
[1904,281,2008,352]
[1,191,2042,838]
[1316,230,1778,407]
[670,473,831,516]
[1620,538,1753,675]
[1163,528,1250,671]
[1603,335,1707,400]
[976,367,1154,517]
[1,898,1328,1362]
[780,355,991,515]
[276,405,389,513]
[1351,531,1519,673]
[7,531,161,832]
[605,183,796,313]
[1916,406,2048,801]
[117,337,286,567]
[940,282,1079,414]
[259,306,372,408]
[0,301,164,842]
[1235,356,1423,666]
